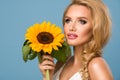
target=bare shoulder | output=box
[88,57,108,68]
[88,57,114,80]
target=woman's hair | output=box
[63,0,111,79]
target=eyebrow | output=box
[65,16,88,21]
[64,16,71,19]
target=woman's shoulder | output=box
[88,57,113,80]
[88,57,106,67]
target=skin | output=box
[39,5,113,80]
[88,57,113,80]
[39,54,55,80]
[59,4,92,80]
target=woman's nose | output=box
[69,22,76,31]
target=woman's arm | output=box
[38,54,55,80]
[88,57,113,80]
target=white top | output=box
[53,64,82,80]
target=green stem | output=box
[46,69,50,80]
[38,53,50,80]
[37,53,42,63]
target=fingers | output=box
[38,54,56,78]
[38,54,56,76]
[42,54,54,62]
[39,64,55,71]
[40,60,55,70]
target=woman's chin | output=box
[67,41,77,46]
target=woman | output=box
[39,0,113,80]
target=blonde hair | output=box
[63,0,111,79]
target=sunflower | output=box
[25,21,64,54]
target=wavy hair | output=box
[63,0,111,79]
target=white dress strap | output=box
[53,64,82,80]
[69,72,82,80]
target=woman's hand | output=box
[38,54,55,80]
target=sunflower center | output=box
[37,32,54,44]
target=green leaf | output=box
[51,41,71,62]
[28,50,37,60]
[22,45,31,62]
[23,40,31,46]
[63,41,71,58]
[38,52,42,63]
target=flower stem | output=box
[38,53,50,80]
[46,69,50,80]
[37,53,42,63]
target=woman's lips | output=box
[67,33,78,39]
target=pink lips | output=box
[67,33,78,39]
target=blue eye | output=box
[65,19,71,24]
[79,20,87,24]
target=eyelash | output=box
[79,20,87,24]
[65,19,71,23]
[64,18,87,25]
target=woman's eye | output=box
[65,19,71,23]
[79,20,87,24]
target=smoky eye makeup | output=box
[65,18,71,24]
[79,19,87,25]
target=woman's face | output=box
[64,5,93,46]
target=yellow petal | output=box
[25,21,64,54]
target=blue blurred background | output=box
[0,0,120,80]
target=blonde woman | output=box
[39,0,113,80]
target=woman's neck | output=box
[73,46,83,66]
